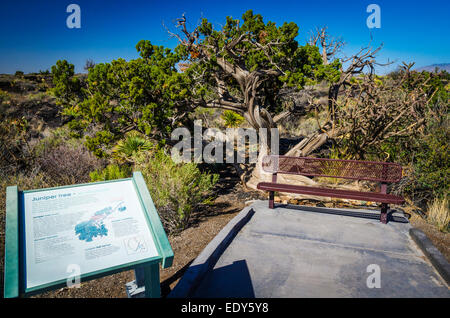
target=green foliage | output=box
[50,60,82,106]
[89,164,131,182]
[50,11,343,155]
[0,89,9,104]
[409,116,449,202]
[398,69,450,104]
[50,42,191,156]
[0,117,32,171]
[377,71,449,203]
[134,150,219,232]
[184,10,341,114]
[221,110,244,128]
[112,131,154,163]
[279,46,341,88]
[386,68,449,121]
[89,148,218,233]
[27,92,47,101]
[192,107,219,126]
[362,74,448,206]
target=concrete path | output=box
[173,201,449,298]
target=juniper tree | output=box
[168,10,341,152]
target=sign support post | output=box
[143,264,160,298]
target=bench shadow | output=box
[192,260,255,298]
[276,203,409,224]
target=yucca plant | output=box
[221,110,244,128]
[112,131,153,163]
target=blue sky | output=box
[0,0,448,74]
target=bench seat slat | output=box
[257,182,405,205]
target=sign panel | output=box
[23,179,159,290]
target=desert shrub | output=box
[193,107,219,127]
[221,110,244,128]
[427,197,449,232]
[282,109,328,137]
[84,59,95,71]
[0,169,57,296]
[333,69,449,215]
[333,68,449,161]
[27,92,47,101]
[112,131,154,163]
[50,60,82,107]
[33,129,105,185]
[0,89,9,104]
[387,105,449,208]
[410,122,449,201]
[37,142,105,186]
[0,170,53,288]
[89,164,132,182]
[134,149,218,232]
[1,169,54,193]
[0,117,33,173]
[33,127,74,151]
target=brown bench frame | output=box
[257,155,405,224]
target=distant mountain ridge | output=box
[414,63,450,72]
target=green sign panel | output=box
[4,172,173,298]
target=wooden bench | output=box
[257,155,405,224]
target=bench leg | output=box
[380,203,388,224]
[269,191,274,209]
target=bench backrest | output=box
[262,155,402,183]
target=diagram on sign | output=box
[124,235,148,255]
[75,201,127,242]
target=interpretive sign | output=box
[4,172,173,298]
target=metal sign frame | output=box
[4,171,173,298]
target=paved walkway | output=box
[174,201,449,298]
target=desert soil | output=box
[11,170,449,298]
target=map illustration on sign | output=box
[75,201,127,242]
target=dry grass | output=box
[0,170,55,297]
[280,109,329,137]
[0,140,104,297]
[37,142,105,186]
[426,197,449,232]
[410,213,450,262]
